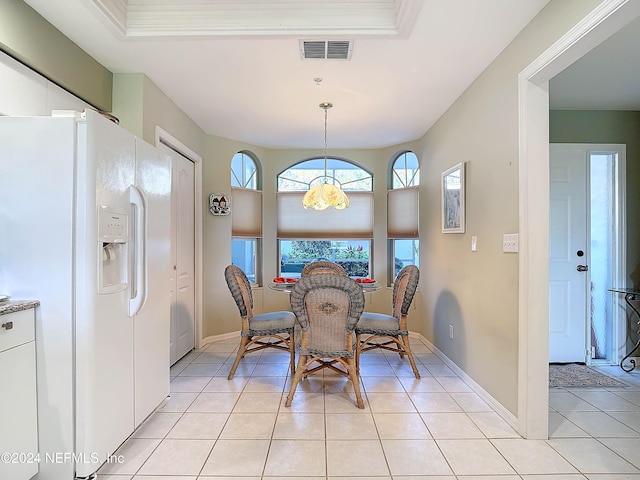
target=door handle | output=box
[129,185,148,317]
[577,265,589,272]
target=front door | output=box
[549,144,589,363]
[549,143,625,364]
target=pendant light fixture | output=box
[302,102,350,210]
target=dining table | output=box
[269,277,382,294]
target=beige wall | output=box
[200,142,426,338]
[202,135,268,337]
[408,0,602,414]
[141,75,206,154]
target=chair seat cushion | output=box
[247,311,296,336]
[355,312,405,335]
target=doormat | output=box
[549,363,626,388]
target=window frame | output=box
[388,151,420,283]
[231,151,262,284]
[278,156,373,192]
[391,151,420,189]
[279,239,372,279]
[277,157,374,279]
[231,151,259,189]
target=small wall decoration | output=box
[441,162,465,233]
[209,192,230,216]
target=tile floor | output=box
[97,337,640,479]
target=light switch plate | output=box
[503,233,519,253]
[471,235,477,252]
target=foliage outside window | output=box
[280,240,370,278]
[231,151,260,283]
[278,158,373,278]
[390,151,419,278]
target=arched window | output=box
[392,151,420,188]
[231,151,258,189]
[231,151,261,283]
[278,157,372,192]
[389,151,419,278]
[277,158,373,278]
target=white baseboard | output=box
[200,331,239,347]
[413,332,520,434]
[199,330,521,434]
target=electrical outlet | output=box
[502,233,519,253]
[449,325,454,340]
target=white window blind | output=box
[387,186,418,239]
[232,187,262,237]
[277,191,373,239]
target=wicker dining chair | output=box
[285,273,366,409]
[301,260,347,276]
[355,264,421,378]
[224,264,296,380]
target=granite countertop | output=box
[0,300,40,316]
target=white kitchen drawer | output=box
[0,309,35,353]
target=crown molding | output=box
[90,0,422,38]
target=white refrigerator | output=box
[0,109,172,479]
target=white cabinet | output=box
[0,308,38,480]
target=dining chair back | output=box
[285,273,365,408]
[355,264,421,378]
[224,264,296,379]
[301,260,347,276]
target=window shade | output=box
[387,186,418,239]
[232,187,262,237]
[277,191,373,239]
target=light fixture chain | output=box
[324,105,328,179]
[301,101,348,210]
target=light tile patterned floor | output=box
[97,337,640,479]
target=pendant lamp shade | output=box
[302,182,350,210]
[302,102,349,210]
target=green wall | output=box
[550,110,640,287]
[0,0,112,111]
[113,72,206,155]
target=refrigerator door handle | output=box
[129,185,148,317]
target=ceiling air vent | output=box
[300,40,353,60]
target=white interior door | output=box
[169,150,196,364]
[549,144,589,363]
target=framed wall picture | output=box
[441,162,465,233]
[209,192,230,216]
